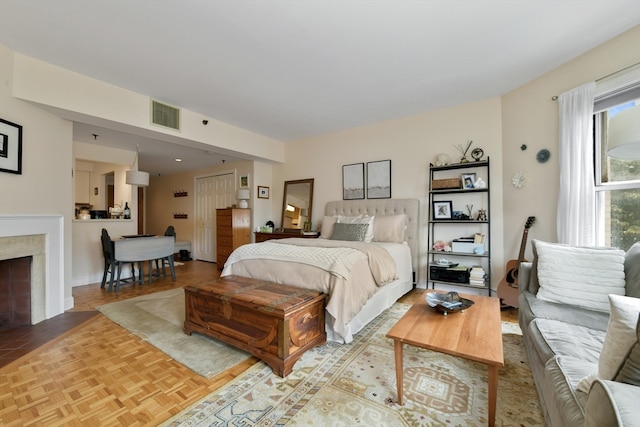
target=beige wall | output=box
[145,160,256,245]
[277,97,505,288]
[0,44,75,308]
[501,26,640,262]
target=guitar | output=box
[498,216,536,308]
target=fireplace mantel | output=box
[0,215,65,323]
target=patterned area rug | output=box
[162,303,543,426]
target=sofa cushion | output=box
[533,240,626,312]
[529,318,603,367]
[543,356,592,427]
[519,291,609,333]
[578,294,640,392]
[625,242,640,298]
[614,313,640,386]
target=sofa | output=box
[518,240,640,427]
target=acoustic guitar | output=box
[498,216,536,309]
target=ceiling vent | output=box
[151,100,180,130]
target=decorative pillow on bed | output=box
[373,214,407,243]
[577,295,640,392]
[338,215,375,243]
[534,240,626,312]
[330,223,369,242]
[319,215,338,239]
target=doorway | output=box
[195,172,235,262]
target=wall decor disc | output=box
[537,149,551,163]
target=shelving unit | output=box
[427,158,492,295]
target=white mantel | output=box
[0,215,65,323]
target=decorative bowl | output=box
[426,291,474,315]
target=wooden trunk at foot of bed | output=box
[183,275,326,377]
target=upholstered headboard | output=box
[325,199,420,276]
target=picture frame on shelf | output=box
[257,186,269,199]
[433,201,453,220]
[0,118,23,175]
[461,173,476,189]
[342,162,365,200]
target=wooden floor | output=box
[0,261,518,426]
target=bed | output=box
[221,198,420,343]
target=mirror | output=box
[281,178,314,231]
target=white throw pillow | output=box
[338,215,375,243]
[373,214,407,243]
[534,240,626,312]
[577,294,640,392]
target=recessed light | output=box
[174,158,182,162]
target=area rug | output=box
[161,303,543,426]
[96,288,250,378]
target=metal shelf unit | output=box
[427,158,492,295]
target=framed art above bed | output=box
[342,163,365,200]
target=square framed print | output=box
[239,174,249,189]
[462,173,476,189]
[0,118,23,175]
[366,159,391,199]
[258,185,269,199]
[433,200,453,220]
[342,163,365,200]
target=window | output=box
[593,86,640,251]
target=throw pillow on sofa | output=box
[615,313,640,386]
[625,242,640,298]
[533,240,626,312]
[577,294,640,393]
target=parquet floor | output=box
[0,261,518,426]
[0,261,258,427]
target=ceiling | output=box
[1,1,638,176]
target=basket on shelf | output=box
[432,178,461,190]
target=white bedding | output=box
[221,238,412,343]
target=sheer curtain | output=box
[557,82,596,245]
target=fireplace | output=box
[0,256,32,328]
[0,215,65,324]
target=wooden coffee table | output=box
[386,291,504,427]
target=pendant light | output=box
[125,145,150,187]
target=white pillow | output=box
[319,215,338,239]
[373,214,407,243]
[534,240,626,312]
[338,215,374,243]
[577,294,640,392]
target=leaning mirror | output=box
[281,178,314,232]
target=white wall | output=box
[0,44,75,309]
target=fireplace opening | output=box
[0,256,32,329]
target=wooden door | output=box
[195,172,234,262]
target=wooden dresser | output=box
[216,208,251,269]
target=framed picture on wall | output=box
[258,186,269,199]
[239,174,249,189]
[366,159,391,199]
[0,118,23,175]
[342,163,365,200]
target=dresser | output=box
[216,208,251,269]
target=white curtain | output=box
[557,82,596,246]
